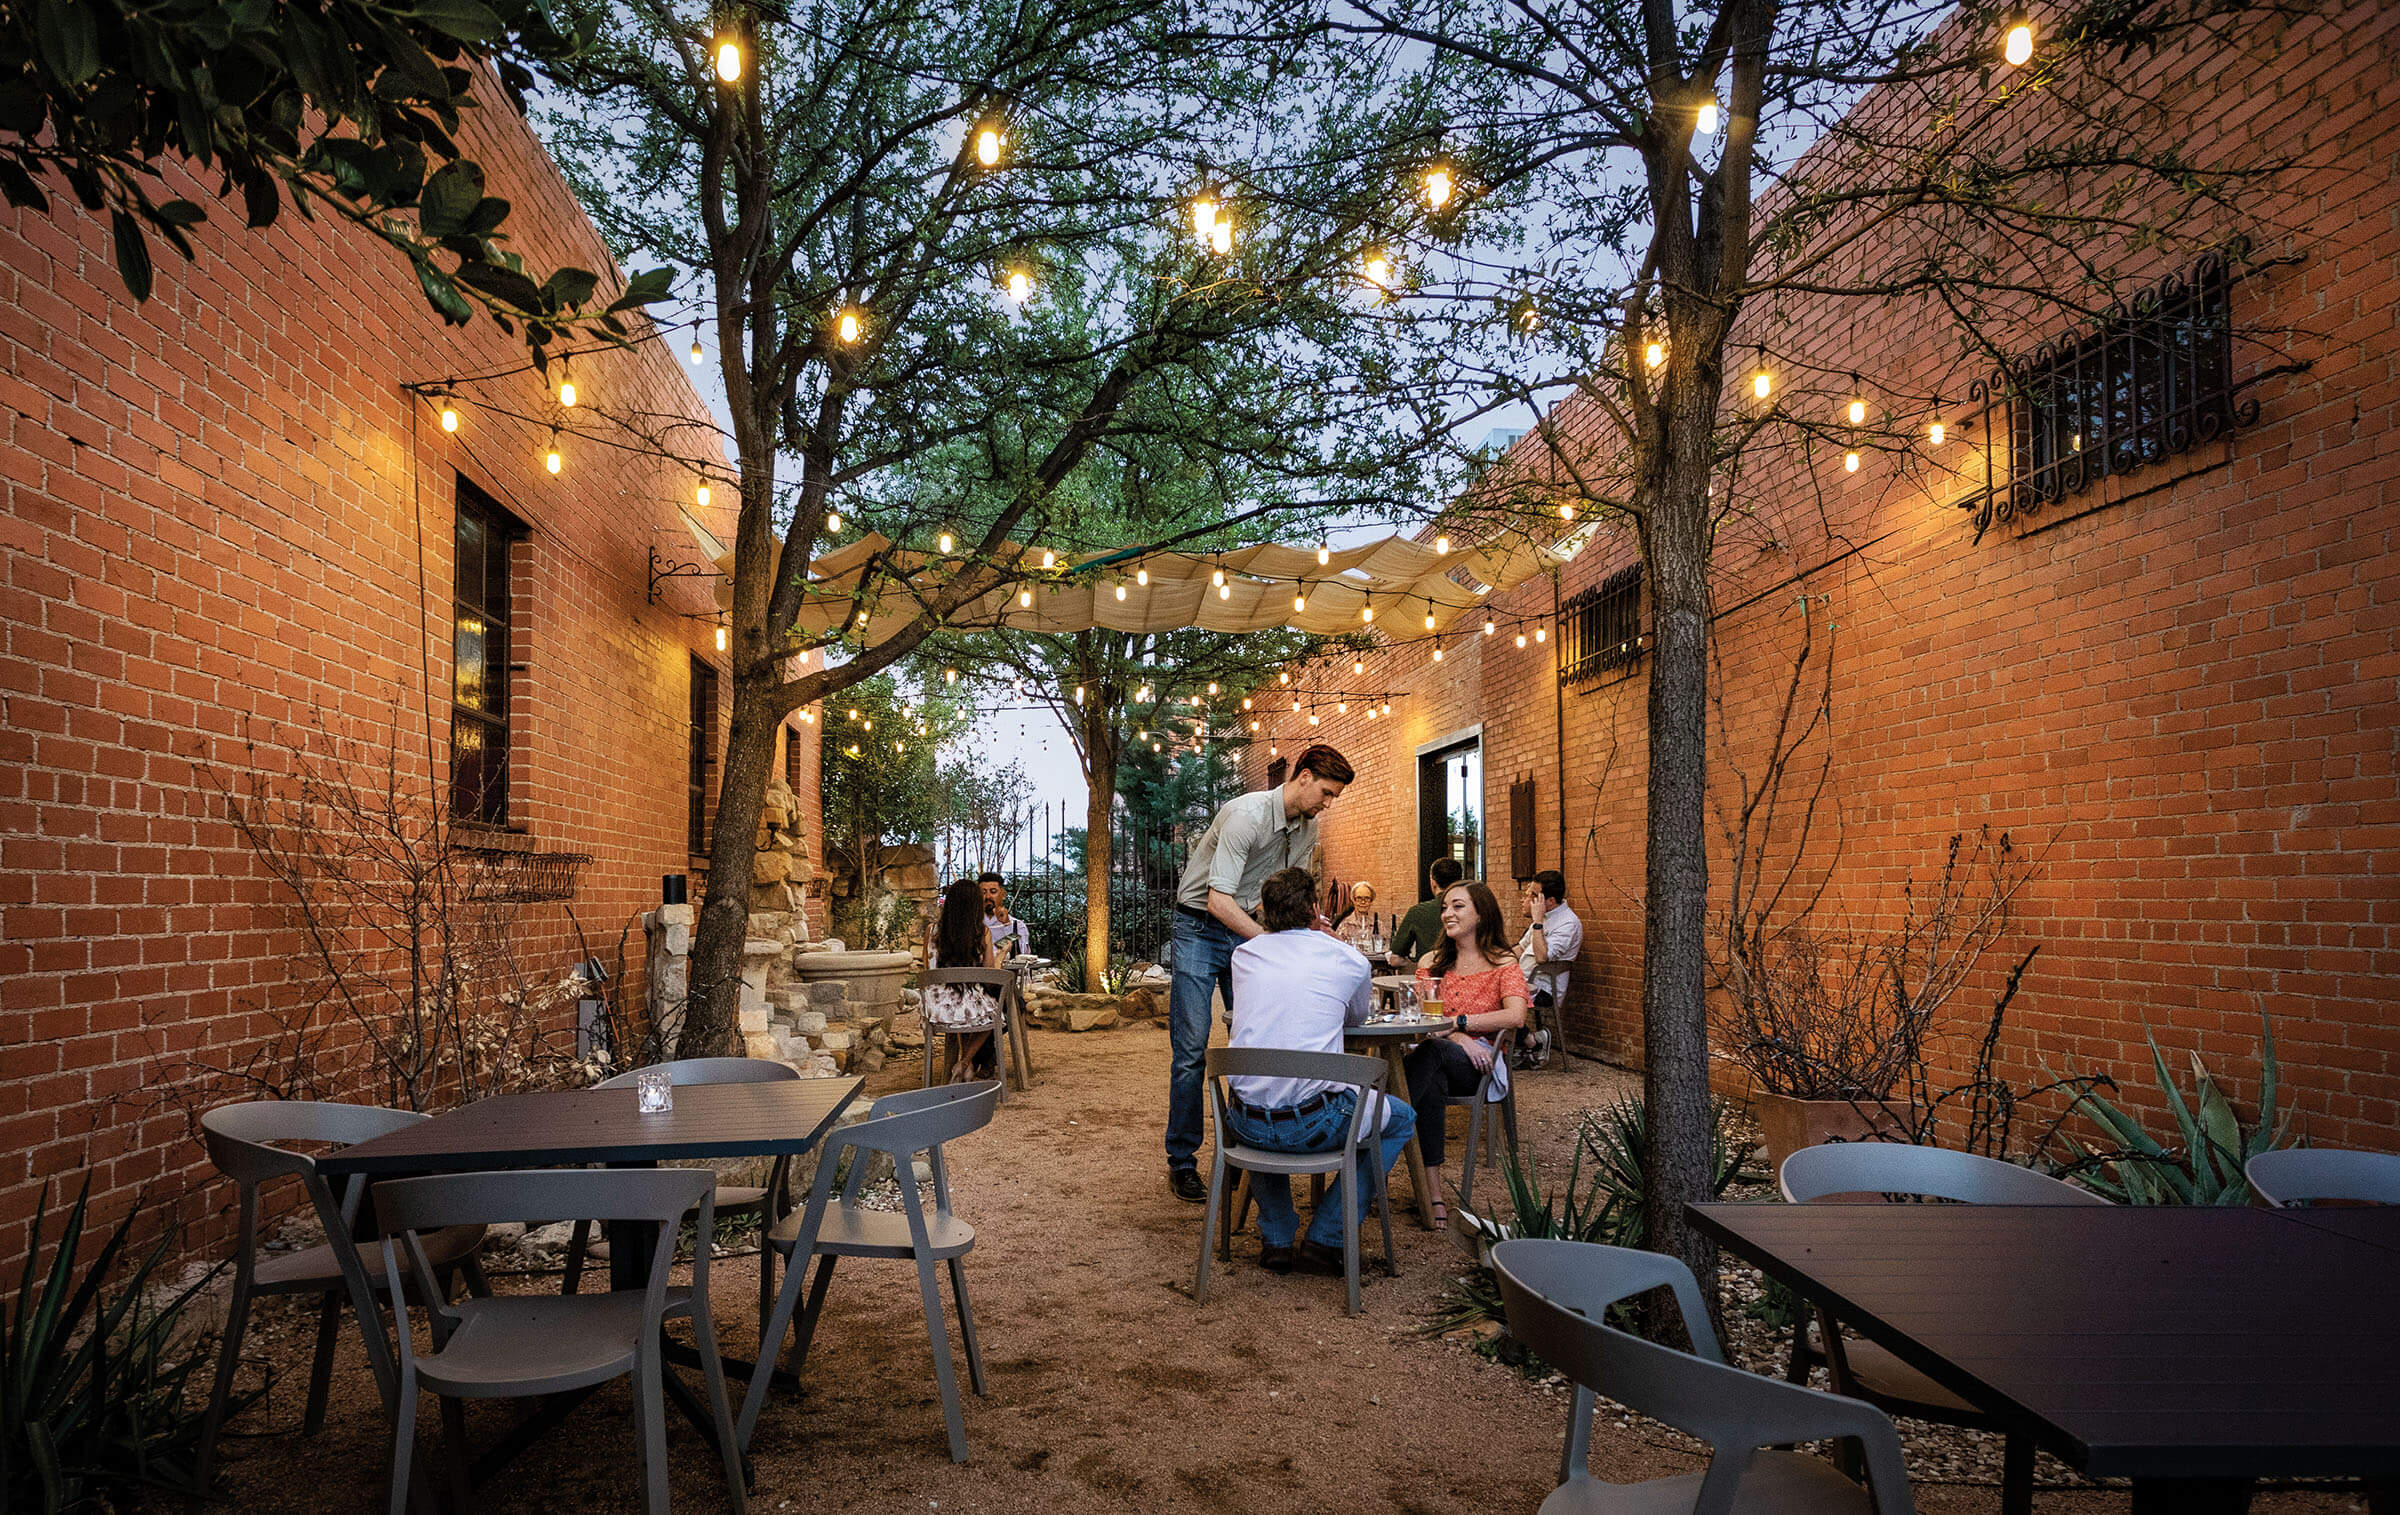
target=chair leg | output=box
[948,1256,988,1396]
[634,1344,671,1515]
[438,1397,473,1510]
[757,1238,777,1350]
[1457,1101,1482,1213]
[2001,1433,2035,1515]
[1501,1090,1520,1149]
[386,1372,417,1515]
[1341,1164,1361,1317]
[457,1254,493,1299]
[912,1251,970,1462]
[303,1292,341,1435]
[195,1278,254,1494]
[1195,1157,1224,1305]
[786,1255,840,1379]
[689,1291,750,1513]
[738,1246,810,1452]
[1375,1160,1399,1277]
[562,1219,591,1296]
[1010,1004,1036,1084]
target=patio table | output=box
[320,1077,863,1486]
[1690,1201,2400,1514]
[1344,1016,1442,1228]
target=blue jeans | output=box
[1223,1090,1417,1249]
[1166,910,1240,1170]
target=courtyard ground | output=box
[196,1023,2369,1514]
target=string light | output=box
[696,481,710,507]
[1073,685,1084,704]
[714,38,741,82]
[1019,589,1033,608]
[1559,502,1577,521]
[1317,543,1331,566]
[2004,18,2035,65]
[1845,451,1860,473]
[1516,632,1527,648]
[1435,535,1450,554]
[1431,646,1443,662]
[1211,567,1225,587]
[1191,193,1217,238]
[1115,583,1128,601]
[1242,696,1252,709]
[1218,582,1230,600]
[1280,671,1290,685]
[1337,701,1347,714]
[1006,269,1032,304]
[1535,626,1547,643]
[1137,684,1152,702]
[1041,549,1056,570]
[1292,698,1301,712]
[1696,99,1719,136]
[1929,418,1946,445]
[715,625,728,652]
[1645,340,1666,369]
[1308,713,1320,726]
[1293,590,1307,613]
[1751,362,1772,401]
[826,511,842,533]
[1363,251,1390,288]
[1423,607,1436,631]
[1484,618,1496,635]
[837,308,862,343]
[1250,720,1260,732]
[558,373,577,407]
[1352,658,1364,675]
[1135,566,1149,586]
[689,330,704,364]
[938,530,954,554]
[976,124,1005,166]
[1210,216,1232,255]
[944,667,958,684]
[1361,602,1374,623]
[439,401,459,432]
[545,432,563,474]
[1381,701,1391,716]
[1207,682,1219,695]
[1424,164,1454,210]
[1848,394,1868,426]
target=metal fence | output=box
[933,803,1187,972]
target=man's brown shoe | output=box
[1292,1239,1347,1276]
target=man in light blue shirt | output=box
[1224,868,1416,1273]
[1163,744,1354,1201]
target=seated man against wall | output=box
[1513,869,1582,1069]
[1224,867,1418,1275]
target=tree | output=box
[817,674,971,946]
[1325,0,2313,1296]
[538,0,1444,1055]
[0,0,667,339]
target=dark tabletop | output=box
[1691,1201,2400,1482]
[318,1077,865,1175]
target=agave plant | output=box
[1577,1096,1760,1249]
[2061,1011,2297,1204]
[1,1180,232,1512]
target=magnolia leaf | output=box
[607,264,675,312]
[414,260,474,325]
[110,209,154,302]
[36,0,101,86]
[241,166,280,228]
[410,0,506,44]
[418,161,483,236]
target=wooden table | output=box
[321,1077,864,1485]
[1345,1017,1441,1227]
[1691,1202,2400,1513]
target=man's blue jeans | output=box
[1223,1091,1417,1249]
[1166,909,1240,1171]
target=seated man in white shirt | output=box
[1513,869,1583,1068]
[1224,867,1418,1275]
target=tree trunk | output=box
[1083,718,1117,989]
[680,661,781,1059]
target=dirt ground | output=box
[198,1024,2371,1514]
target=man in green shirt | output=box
[1387,855,1465,969]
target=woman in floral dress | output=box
[922,879,1002,1082]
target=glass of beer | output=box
[1419,975,1443,1023]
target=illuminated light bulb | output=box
[1210,217,1232,255]
[1559,502,1576,521]
[1365,708,1375,721]
[1381,701,1391,716]
[1484,619,1496,635]
[1696,100,1718,136]
[862,718,873,730]
[439,403,459,432]
[1291,591,1308,614]
[855,612,868,627]
[1115,583,1127,601]
[1337,702,1347,714]
[1929,420,1946,445]
[1352,658,1363,675]
[945,667,958,684]
[826,511,842,533]
[1308,714,1320,726]
[1363,252,1390,286]
[847,744,859,756]
[895,741,905,754]
[1135,566,1148,586]
[1138,685,1151,703]
[1848,397,1867,426]
[1211,567,1225,587]
[1269,745,1278,757]
[1845,451,1861,473]
[1424,164,1453,209]
[847,708,860,719]
[1241,697,1251,709]
[1361,605,1374,623]
[689,335,704,364]
[1645,340,1666,368]
[558,377,577,407]
[1073,685,1084,704]
[715,625,728,652]
[1041,549,1056,569]
[1217,582,1230,600]
[1207,682,1219,695]
[1250,720,1260,732]
[1317,544,1331,565]
[976,126,1004,166]
[1019,589,1033,608]
[695,482,711,507]
[1535,626,1547,643]
[1006,269,1032,304]
[2004,21,2034,66]
[1279,671,1290,685]
[1137,730,1148,741]
[1191,195,1217,237]
[938,531,954,553]
[837,309,861,343]
[1292,698,1301,712]
[1752,368,1772,400]
[1431,646,1443,662]
[1516,632,1528,648]
[1154,743,1162,753]
[1423,610,1436,631]
[1435,535,1450,554]
[546,443,563,474]
[714,39,741,82]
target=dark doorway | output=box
[1416,736,1482,895]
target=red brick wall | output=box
[1246,2,2400,1150]
[0,96,811,1264]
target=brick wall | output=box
[1244,2,2400,1150]
[0,94,816,1264]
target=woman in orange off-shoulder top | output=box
[1405,879,1528,1227]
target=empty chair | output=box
[741,1081,1001,1463]
[376,1168,747,1515]
[564,1056,800,1324]
[1780,1142,2107,1515]
[1194,1047,1400,1318]
[2246,1146,2400,1207]
[917,967,1030,1093]
[1446,1026,1521,1212]
[1495,1238,1916,1513]
[196,1101,492,1492]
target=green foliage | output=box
[2,1182,232,1512]
[1577,1096,1758,1251]
[0,0,667,341]
[2061,1011,2298,1205]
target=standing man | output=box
[1514,869,1582,1067]
[1164,744,1354,1201]
[979,871,1031,960]
[1386,855,1464,969]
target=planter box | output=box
[1751,1091,1909,1182]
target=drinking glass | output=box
[635,1066,674,1114]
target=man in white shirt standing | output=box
[1223,868,1417,1274]
[1514,870,1582,1068]
[1163,745,1353,1202]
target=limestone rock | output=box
[819,1029,855,1052]
[753,850,796,885]
[738,1006,772,1034]
[807,980,848,1005]
[794,1010,828,1037]
[1064,1005,1120,1033]
[655,903,696,928]
[744,1031,783,1060]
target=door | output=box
[1416,735,1482,893]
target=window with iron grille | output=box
[449,482,519,825]
[1560,565,1644,687]
[1971,252,2256,539]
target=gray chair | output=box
[564,1056,799,1325]
[740,1081,1002,1463]
[376,1168,746,1515]
[2246,1147,2400,1207]
[1447,1027,1521,1212]
[1195,1047,1399,1317]
[1493,1238,1917,1514]
[917,968,1029,1094]
[195,1101,491,1493]
[1779,1143,2107,1515]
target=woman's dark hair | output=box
[1427,880,1510,977]
[933,879,987,968]
[1260,868,1317,932]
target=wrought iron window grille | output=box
[452,845,592,904]
[1560,564,1646,687]
[1968,251,2272,541]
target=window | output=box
[1265,755,1288,788]
[1975,252,2251,536]
[689,657,718,856]
[1561,564,1644,686]
[1509,778,1536,880]
[449,483,518,824]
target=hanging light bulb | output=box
[1424,164,1454,210]
[1560,502,1577,521]
[1307,713,1320,726]
[689,332,704,364]
[1365,708,1376,721]
[1363,251,1390,287]
[439,401,459,432]
[715,624,729,652]
[837,308,862,343]
[1431,646,1443,662]
[1280,671,1290,685]
[826,511,842,533]
[2004,18,2034,65]
[1848,396,1868,426]
[1242,697,1252,709]
[714,38,741,82]
[945,667,958,684]
[976,125,1004,166]
[1210,216,1232,255]
[1645,340,1666,369]
[1135,566,1149,587]
[1293,591,1307,613]
[1191,193,1217,238]
[1249,720,1260,732]
[1040,549,1056,570]
[558,374,577,407]
[545,435,563,474]
[1435,535,1450,555]
[1337,701,1347,714]
[1211,567,1225,587]
[1154,742,1163,752]
[1361,603,1374,624]
[1484,618,1496,635]
[1218,582,1231,600]
[846,707,859,719]
[1844,451,1860,473]
[694,481,711,508]
[1929,418,1946,445]
[1269,744,1278,757]
[1019,589,1033,608]
[1696,99,1719,136]
[1138,684,1152,703]
[1751,366,1773,401]
[1381,701,1391,716]
[1073,685,1084,704]
[1516,632,1528,648]
[1423,608,1436,631]
[1292,698,1302,712]
[938,530,955,554]
[1352,658,1364,675]
[1535,626,1547,643]
[1115,583,1127,601]
[1317,544,1331,565]
[1006,268,1032,304]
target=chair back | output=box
[919,967,1015,994]
[835,1080,1003,1158]
[593,1055,801,1091]
[2247,1147,2400,1207]
[1781,1142,2108,1206]
[201,1100,430,1188]
[1203,1045,1388,1093]
[1494,1239,1917,1515]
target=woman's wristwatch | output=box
[1453,1014,1469,1035]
